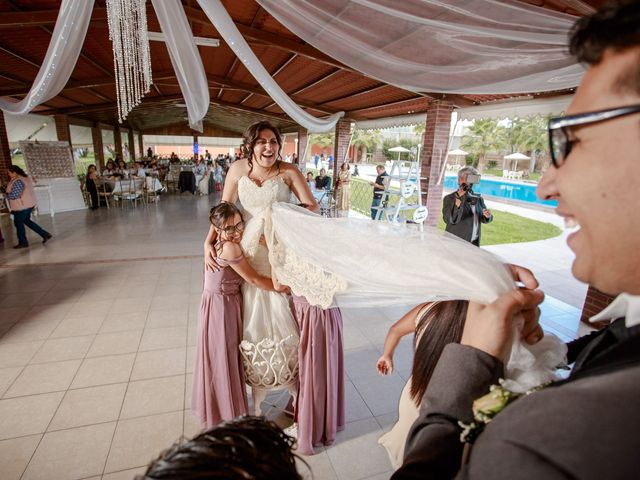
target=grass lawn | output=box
[437,211,561,246]
[310,171,560,246]
[482,168,542,182]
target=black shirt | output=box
[373,172,388,198]
[315,175,330,190]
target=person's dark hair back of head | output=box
[209,202,243,229]
[240,121,283,169]
[409,300,468,405]
[570,1,640,94]
[137,416,302,480]
[8,165,28,177]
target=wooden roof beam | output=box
[0,71,177,97]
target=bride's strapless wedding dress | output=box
[236,176,299,408]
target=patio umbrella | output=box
[504,152,531,170]
[447,148,468,165]
[389,145,410,160]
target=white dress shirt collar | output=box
[590,293,640,328]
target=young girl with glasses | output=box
[192,202,287,428]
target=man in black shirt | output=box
[371,164,388,220]
[315,168,330,190]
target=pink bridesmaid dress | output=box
[292,294,346,455]
[192,251,248,427]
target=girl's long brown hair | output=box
[409,300,468,406]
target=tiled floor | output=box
[0,194,584,479]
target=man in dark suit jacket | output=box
[442,166,492,246]
[394,3,640,479]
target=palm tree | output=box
[351,129,382,163]
[308,133,335,158]
[516,116,549,173]
[461,119,504,172]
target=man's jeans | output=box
[13,207,49,245]
[371,196,382,220]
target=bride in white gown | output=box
[204,121,319,412]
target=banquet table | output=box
[178,171,197,194]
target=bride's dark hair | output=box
[241,121,283,175]
[409,300,468,406]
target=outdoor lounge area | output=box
[0,0,633,480]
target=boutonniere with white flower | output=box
[459,380,550,444]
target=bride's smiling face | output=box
[252,128,280,169]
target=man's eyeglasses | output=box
[548,104,640,168]
[220,221,245,235]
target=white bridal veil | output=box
[266,203,567,392]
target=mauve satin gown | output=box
[293,294,345,455]
[192,256,248,427]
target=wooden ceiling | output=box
[0,0,607,136]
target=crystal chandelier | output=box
[106,0,153,122]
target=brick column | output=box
[128,129,136,162]
[113,126,123,161]
[0,113,12,180]
[91,125,105,170]
[297,127,308,170]
[420,100,454,227]
[138,132,144,160]
[54,115,73,156]
[332,119,351,190]
[581,286,616,326]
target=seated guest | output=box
[116,159,129,178]
[132,161,146,178]
[102,159,116,177]
[137,416,301,480]
[306,171,315,190]
[315,168,330,191]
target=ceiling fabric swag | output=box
[0,0,94,115]
[152,0,209,132]
[197,0,344,132]
[257,0,585,95]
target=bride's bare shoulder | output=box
[228,160,250,179]
[279,162,304,179]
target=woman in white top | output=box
[376,300,468,469]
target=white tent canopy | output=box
[456,95,573,121]
[448,149,469,156]
[504,152,531,160]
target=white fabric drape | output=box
[197,0,344,132]
[266,203,567,392]
[257,0,585,95]
[0,0,94,115]
[152,0,209,132]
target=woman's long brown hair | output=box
[409,300,468,406]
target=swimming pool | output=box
[443,175,557,207]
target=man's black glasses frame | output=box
[548,104,640,168]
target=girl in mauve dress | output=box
[192,203,286,427]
